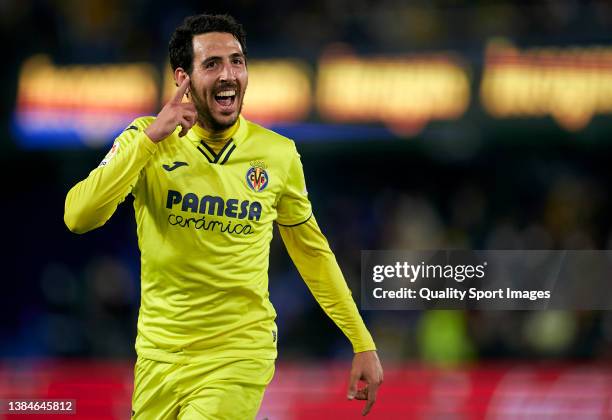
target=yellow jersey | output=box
[65,115,375,363]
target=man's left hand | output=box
[347,350,383,416]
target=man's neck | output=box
[191,118,240,143]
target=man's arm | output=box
[64,124,157,234]
[64,76,195,234]
[278,216,375,351]
[278,216,383,416]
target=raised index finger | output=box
[171,76,190,103]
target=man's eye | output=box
[233,58,244,65]
[205,62,216,69]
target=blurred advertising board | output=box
[1,360,610,419]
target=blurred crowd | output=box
[3,0,612,63]
[6,135,611,364]
[2,0,612,364]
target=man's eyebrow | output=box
[201,56,221,65]
[201,52,245,65]
[228,52,246,62]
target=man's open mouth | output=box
[214,90,237,107]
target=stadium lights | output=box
[14,43,612,148]
[14,55,159,147]
[481,40,612,131]
[316,48,471,136]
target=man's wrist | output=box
[144,126,163,143]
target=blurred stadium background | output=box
[2,0,612,418]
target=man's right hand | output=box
[145,76,197,143]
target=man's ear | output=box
[174,68,189,88]
[174,68,190,98]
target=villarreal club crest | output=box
[246,161,269,192]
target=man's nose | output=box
[219,61,236,82]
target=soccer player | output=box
[64,14,382,419]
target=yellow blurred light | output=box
[316,52,470,136]
[481,41,612,131]
[16,55,159,145]
[17,55,158,113]
[243,60,311,123]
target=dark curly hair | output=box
[169,14,247,74]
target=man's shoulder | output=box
[124,116,156,132]
[112,116,156,147]
[243,118,295,151]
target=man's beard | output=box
[190,89,242,132]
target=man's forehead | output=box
[192,32,243,58]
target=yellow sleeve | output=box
[278,215,377,353]
[276,144,312,226]
[64,119,157,234]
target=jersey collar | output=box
[186,115,248,164]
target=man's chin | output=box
[211,113,239,130]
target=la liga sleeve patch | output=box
[99,141,120,167]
